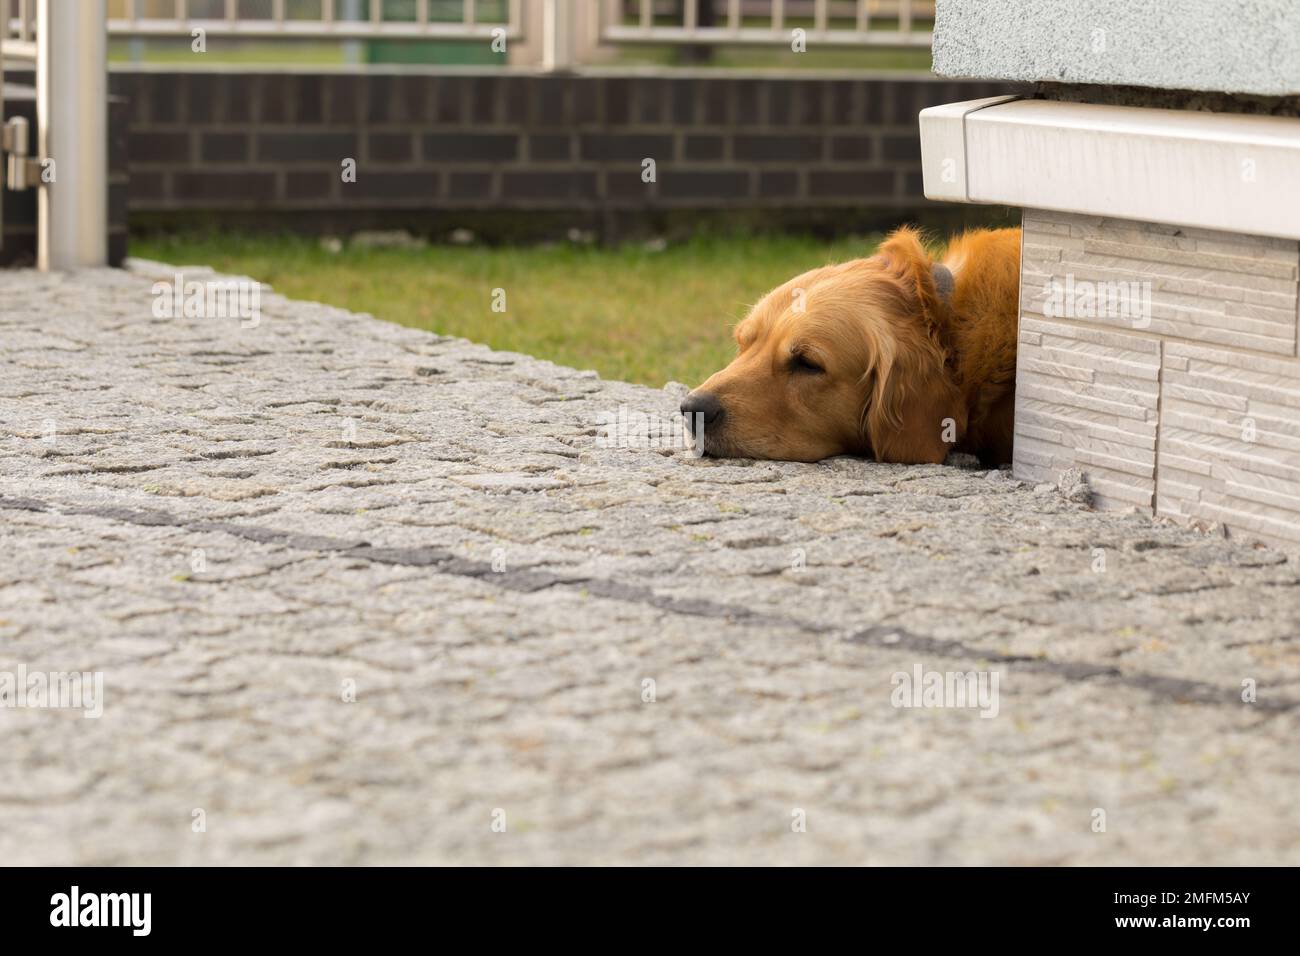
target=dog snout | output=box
[680,391,724,427]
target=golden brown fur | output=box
[682,226,1022,465]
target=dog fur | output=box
[681,226,1022,466]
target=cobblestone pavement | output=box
[2,263,1298,866]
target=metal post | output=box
[542,0,575,72]
[341,0,362,66]
[38,0,107,271]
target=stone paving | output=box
[1,262,1298,866]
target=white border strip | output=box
[918,95,1019,203]
[921,97,1300,242]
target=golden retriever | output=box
[681,226,1022,466]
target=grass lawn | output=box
[131,232,880,387]
[108,28,931,72]
[108,39,349,65]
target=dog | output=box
[680,226,1022,466]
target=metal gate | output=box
[2,0,107,270]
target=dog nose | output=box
[680,391,724,426]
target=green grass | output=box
[109,39,349,65]
[131,232,879,386]
[108,29,931,72]
[610,43,932,72]
[109,39,930,72]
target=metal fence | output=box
[601,1,933,48]
[104,0,522,40]
[1,1,108,270]
[5,1,933,68]
[0,0,937,271]
[2,0,36,60]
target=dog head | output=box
[681,228,965,464]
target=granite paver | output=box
[1,262,1298,865]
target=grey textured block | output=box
[1014,316,1161,510]
[932,0,1300,96]
[1020,213,1299,355]
[1158,341,1300,548]
[1015,209,1300,546]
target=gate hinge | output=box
[3,117,44,190]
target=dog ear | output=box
[859,228,965,464]
[859,330,966,464]
[877,226,951,328]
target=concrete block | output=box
[1014,208,1300,546]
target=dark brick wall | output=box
[110,69,1016,236]
[1,81,129,267]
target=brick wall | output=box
[0,82,129,266]
[1015,209,1300,548]
[109,69,1015,236]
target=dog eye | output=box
[790,353,824,374]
